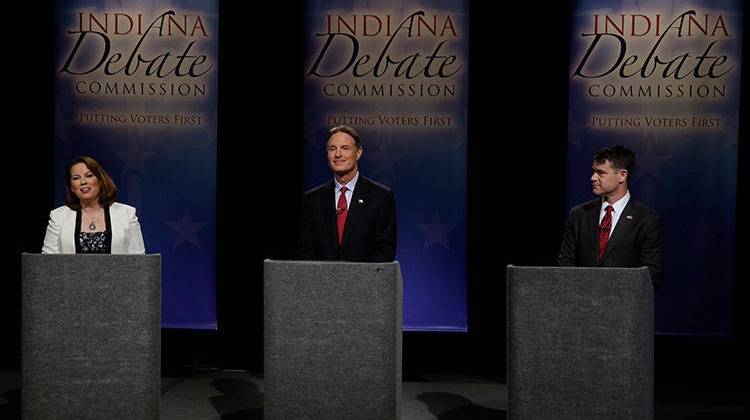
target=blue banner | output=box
[567,0,743,335]
[304,0,469,331]
[54,0,219,329]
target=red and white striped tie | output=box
[598,205,614,260]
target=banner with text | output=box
[304,0,469,331]
[567,0,743,335]
[54,0,219,329]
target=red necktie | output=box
[336,186,348,245]
[598,205,614,260]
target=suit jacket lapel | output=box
[588,202,602,266]
[601,200,635,262]
[320,181,339,253]
[340,178,368,250]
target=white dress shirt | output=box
[600,190,630,234]
[334,171,359,210]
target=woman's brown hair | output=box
[65,156,118,209]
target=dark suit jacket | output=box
[296,176,397,262]
[557,198,664,285]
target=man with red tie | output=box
[297,125,397,262]
[557,144,664,285]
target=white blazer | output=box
[42,202,145,254]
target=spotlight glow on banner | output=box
[54,0,219,329]
[304,0,469,331]
[567,0,743,336]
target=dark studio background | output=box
[2,0,748,398]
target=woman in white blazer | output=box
[42,156,145,254]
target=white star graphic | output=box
[165,209,208,250]
[115,134,155,179]
[634,132,671,184]
[366,141,397,179]
[416,212,456,251]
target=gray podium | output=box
[507,266,654,420]
[21,253,161,420]
[264,260,402,420]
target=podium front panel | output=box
[507,266,653,420]
[264,260,402,420]
[22,254,161,420]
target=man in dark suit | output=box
[297,125,397,262]
[558,144,664,285]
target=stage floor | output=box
[161,370,505,419]
[2,369,748,419]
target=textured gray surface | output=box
[5,369,748,420]
[264,260,402,420]
[507,266,654,420]
[21,253,161,420]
